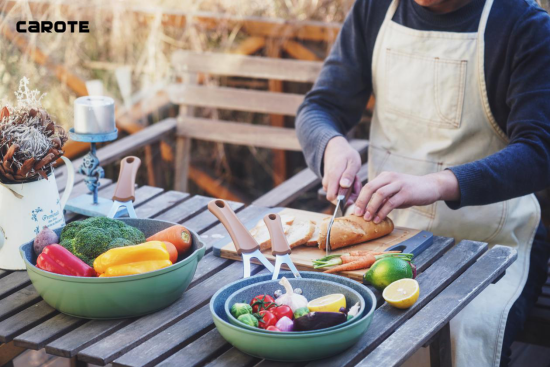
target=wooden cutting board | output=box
[212,208,433,282]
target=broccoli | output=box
[108,238,134,249]
[74,251,94,267]
[116,226,146,244]
[60,221,84,240]
[59,238,74,252]
[80,217,126,231]
[73,227,112,259]
[59,217,146,265]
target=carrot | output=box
[162,241,179,263]
[341,254,375,264]
[324,258,377,274]
[147,225,192,255]
[313,252,413,270]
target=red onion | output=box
[275,316,294,332]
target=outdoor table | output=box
[0,179,516,367]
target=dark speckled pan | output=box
[225,277,365,334]
[210,271,376,362]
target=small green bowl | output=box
[211,272,376,362]
[19,218,205,319]
[225,278,365,334]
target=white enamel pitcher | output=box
[0,157,75,270]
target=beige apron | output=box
[369,0,541,365]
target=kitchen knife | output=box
[325,184,354,256]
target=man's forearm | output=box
[296,105,344,178]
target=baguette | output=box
[250,223,290,251]
[250,215,295,251]
[306,221,320,246]
[318,215,394,250]
[253,215,295,228]
[286,220,315,248]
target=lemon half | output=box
[307,293,346,313]
[382,279,420,309]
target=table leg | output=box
[70,357,87,367]
[0,342,25,367]
[430,323,452,367]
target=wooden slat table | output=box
[0,181,516,367]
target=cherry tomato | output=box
[250,295,276,313]
[257,310,278,329]
[272,305,293,320]
[266,326,281,332]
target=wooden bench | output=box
[168,50,368,196]
[54,51,367,209]
[168,50,318,192]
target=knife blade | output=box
[325,184,354,256]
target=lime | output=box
[383,279,420,309]
[363,257,413,291]
[307,293,346,313]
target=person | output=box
[295,0,550,365]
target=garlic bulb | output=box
[275,277,308,312]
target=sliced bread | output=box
[286,220,316,248]
[250,223,290,251]
[249,215,295,251]
[253,215,295,228]
[306,221,320,246]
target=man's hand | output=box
[353,170,460,223]
[323,136,362,204]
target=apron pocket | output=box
[385,49,467,129]
[434,200,507,244]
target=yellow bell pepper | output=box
[94,241,170,275]
[102,260,172,277]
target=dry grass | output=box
[0,0,350,130]
[0,0,350,198]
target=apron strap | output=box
[476,0,508,143]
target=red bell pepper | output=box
[37,244,96,277]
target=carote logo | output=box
[16,21,90,33]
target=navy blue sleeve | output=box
[448,0,550,208]
[295,0,390,178]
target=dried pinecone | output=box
[0,78,68,184]
[0,106,67,184]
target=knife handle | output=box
[337,184,354,205]
[264,213,291,256]
[112,156,141,202]
[208,200,259,254]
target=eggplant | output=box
[294,312,347,331]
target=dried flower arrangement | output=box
[0,78,68,184]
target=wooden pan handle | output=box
[208,199,259,254]
[264,213,291,256]
[112,156,141,202]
